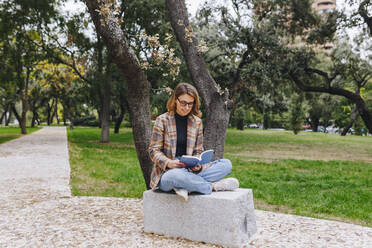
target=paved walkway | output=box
[0,127,371,247]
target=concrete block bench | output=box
[143,188,257,248]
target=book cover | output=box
[180,150,214,169]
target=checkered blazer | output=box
[148,111,210,189]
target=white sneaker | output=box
[174,188,188,202]
[213,178,239,191]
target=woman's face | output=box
[176,93,195,116]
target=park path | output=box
[0,127,371,247]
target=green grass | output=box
[229,158,372,226]
[67,127,372,227]
[68,127,146,198]
[0,127,40,144]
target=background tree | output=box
[0,0,61,133]
[166,0,235,159]
[84,0,154,188]
[289,93,305,134]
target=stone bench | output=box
[143,188,257,248]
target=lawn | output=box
[67,127,372,227]
[0,126,40,144]
[68,127,145,198]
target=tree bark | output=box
[166,0,233,159]
[5,109,12,126]
[63,100,74,130]
[101,77,111,143]
[66,107,74,130]
[20,97,27,134]
[114,101,126,134]
[341,105,358,136]
[0,107,7,124]
[114,111,124,134]
[63,109,67,126]
[85,0,153,188]
[0,112,4,125]
[46,101,53,126]
[306,117,319,132]
[11,105,21,126]
[359,0,372,35]
[31,111,37,128]
[51,98,58,125]
[55,100,60,124]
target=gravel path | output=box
[0,127,371,247]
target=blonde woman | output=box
[148,83,238,201]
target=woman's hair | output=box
[166,82,202,117]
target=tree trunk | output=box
[31,111,40,127]
[50,99,57,125]
[359,0,372,35]
[11,105,21,126]
[31,111,37,128]
[101,79,111,143]
[0,109,6,124]
[55,101,60,124]
[85,0,154,188]
[34,111,41,125]
[114,112,124,134]
[67,109,74,130]
[20,97,27,134]
[5,109,12,126]
[55,104,59,125]
[166,0,233,159]
[100,51,111,143]
[97,110,102,128]
[341,105,358,136]
[307,117,319,132]
[355,97,372,134]
[64,101,74,130]
[114,103,125,134]
[46,101,52,126]
[63,109,67,126]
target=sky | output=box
[62,0,200,16]
[61,0,368,57]
[62,0,352,17]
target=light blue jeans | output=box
[159,159,232,195]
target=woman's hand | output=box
[190,163,202,172]
[167,159,186,169]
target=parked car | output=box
[326,125,339,134]
[317,126,328,133]
[303,125,312,132]
[248,123,259,128]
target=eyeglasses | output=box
[177,98,194,108]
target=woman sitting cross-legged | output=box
[148,82,239,201]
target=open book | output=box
[180,150,214,169]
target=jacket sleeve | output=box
[193,119,204,157]
[148,117,171,172]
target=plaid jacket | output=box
[148,112,210,189]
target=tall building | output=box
[312,0,337,50]
[312,0,336,15]
[254,0,337,50]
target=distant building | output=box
[255,0,337,51]
[312,0,337,50]
[312,0,336,15]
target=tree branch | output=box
[305,68,332,88]
[359,0,372,35]
[290,73,358,100]
[231,49,250,99]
